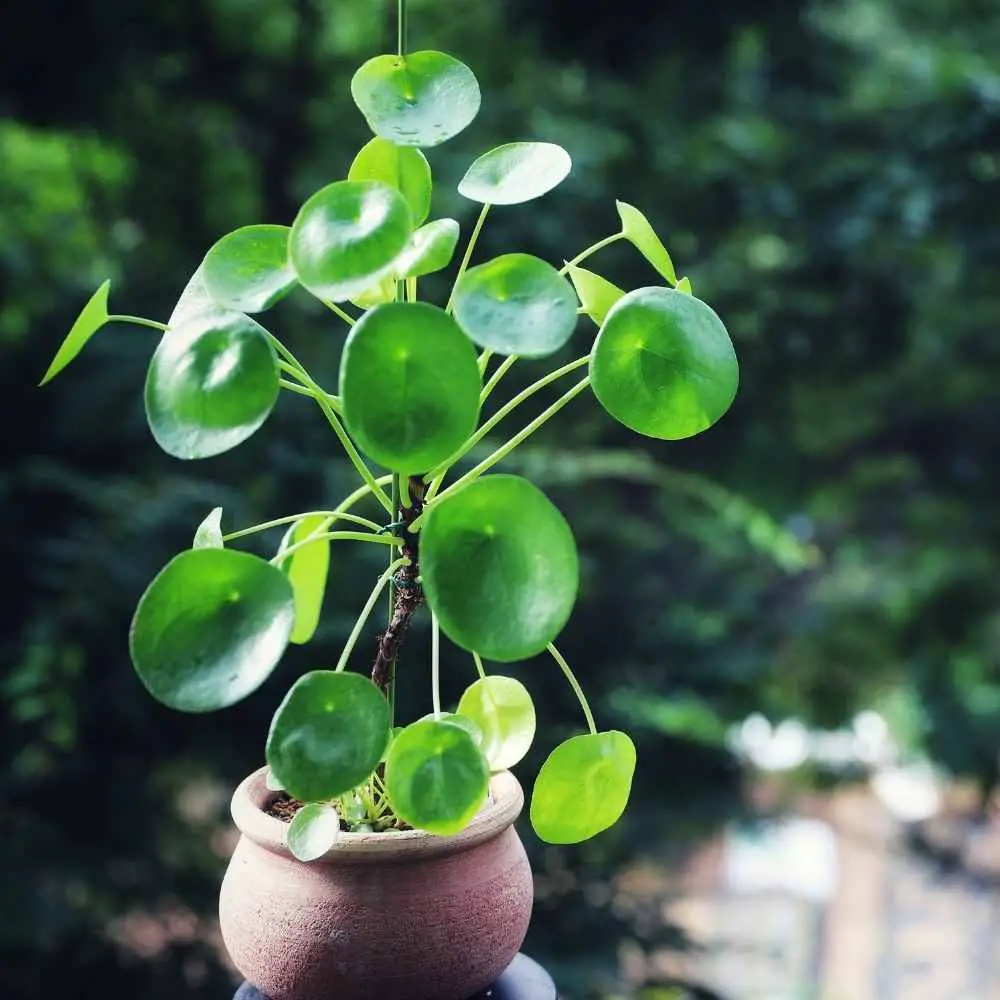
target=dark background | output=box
[2,0,999,997]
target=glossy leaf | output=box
[677,276,693,295]
[193,507,224,549]
[420,711,485,749]
[266,670,390,802]
[530,731,636,844]
[566,264,625,326]
[349,275,397,311]
[351,51,480,148]
[144,311,279,459]
[458,142,571,206]
[340,302,480,473]
[452,253,577,358]
[395,219,460,279]
[384,718,489,834]
[348,137,432,227]
[616,201,677,285]
[265,768,285,791]
[458,675,536,771]
[169,266,232,328]
[289,180,412,303]
[287,803,342,862]
[277,515,330,645]
[40,279,112,385]
[421,475,579,662]
[202,225,296,314]
[129,549,295,713]
[590,287,738,440]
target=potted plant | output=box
[41,2,739,997]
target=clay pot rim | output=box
[231,766,524,863]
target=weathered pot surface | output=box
[219,767,534,1000]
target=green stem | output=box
[424,355,589,501]
[547,643,597,735]
[472,651,487,681]
[321,299,356,327]
[480,355,517,405]
[278,378,317,399]
[477,350,494,376]
[429,376,591,505]
[335,557,409,673]
[431,612,442,716]
[397,0,407,57]
[558,232,626,275]
[107,315,168,332]
[446,203,491,313]
[270,530,401,564]
[223,510,382,542]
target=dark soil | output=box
[265,792,307,823]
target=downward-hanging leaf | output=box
[458,675,536,771]
[616,201,677,285]
[193,507,224,549]
[566,264,626,326]
[349,137,432,227]
[421,475,579,661]
[289,180,412,303]
[351,51,481,148]
[40,279,112,385]
[340,302,481,473]
[144,311,279,459]
[590,287,738,440]
[266,671,390,802]
[452,253,578,358]
[458,142,572,205]
[530,731,636,843]
[277,515,330,645]
[201,225,297,314]
[384,717,489,834]
[129,549,295,713]
[287,803,342,862]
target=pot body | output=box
[219,767,534,1000]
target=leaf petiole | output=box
[557,232,625,275]
[547,643,597,735]
[107,314,169,332]
[446,202,491,314]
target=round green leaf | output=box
[266,670,390,802]
[129,549,295,713]
[458,675,536,771]
[452,253,578,358]
[40,279,112,386]
[202,224,296,314]
[340,302,480,473]
[351,51,481,148]
[277,515,330,645]
[458,142,572,206]
[384,718,489,835]
[395,218,460,279]
[287,803,342,862]
[420,711,485,749]
[289,180,412,303]
[348,137,432,227]
[616,201,677,285]
[529,731,636,844]
[421,475,579,662]
[590,287,738,440]
[566,264,625,327]
[144,311,279,459]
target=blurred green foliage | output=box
[2,0,999,996]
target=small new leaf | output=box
[40,280,113,386]
[193,507,224,549]
[287,802,341,862]
[566,264,626,326]
[677,276,693,295]
[616,201,677,285]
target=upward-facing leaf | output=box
[40,279,112,385]
[351,51,481,148]
[144,311,279,459]
[458,142,572,205]
[193,507,224,549]
[201,225,296,314]
[349,137,432,227]
[277,515,330,646]
[129,549,295,713]
[616,201,677,285]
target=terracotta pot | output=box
[219,766,534,1000]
